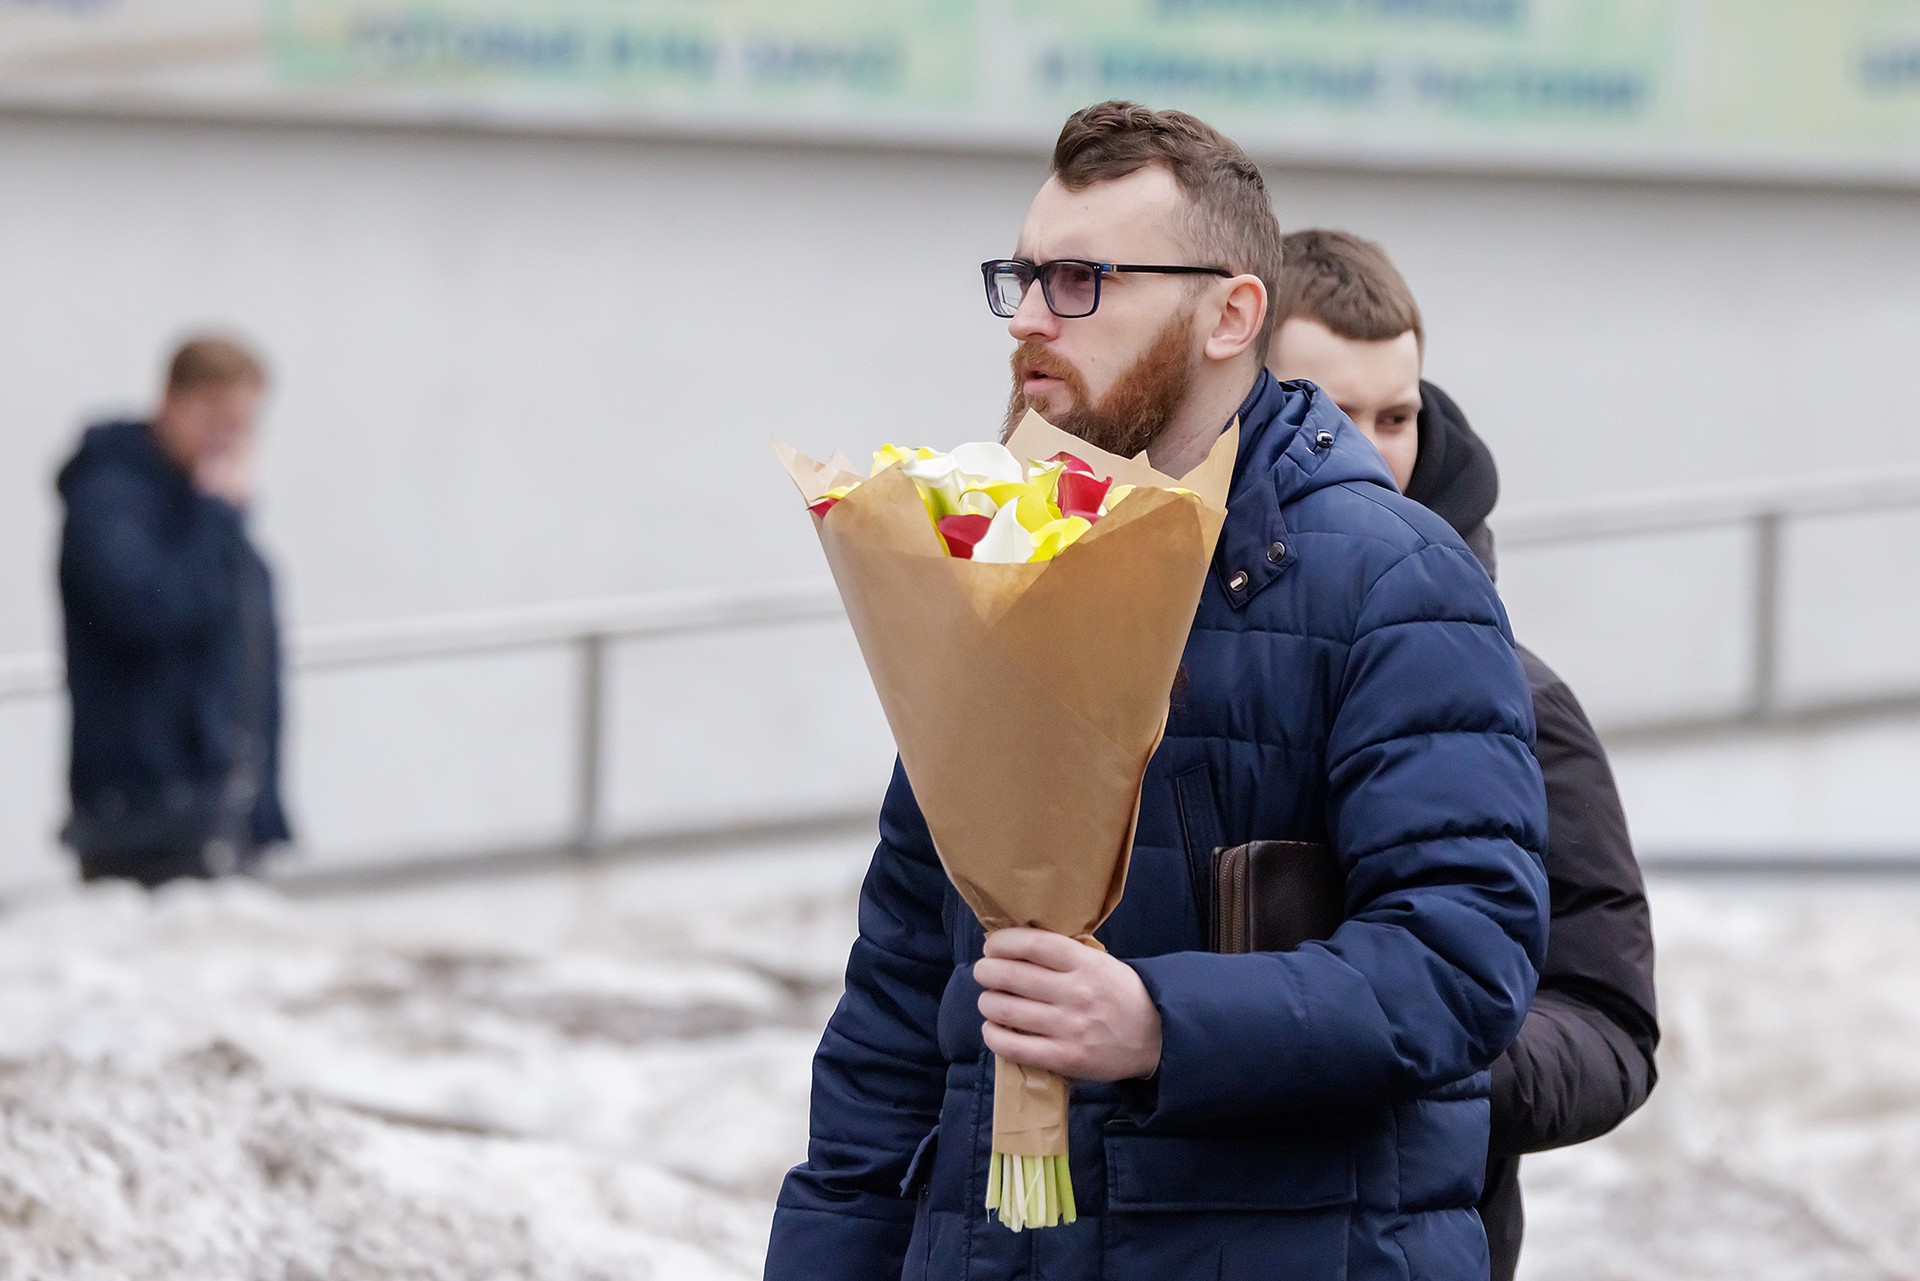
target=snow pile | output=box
[1520,880,1920,1281]
[0,844,1916,1280]
[0,845,864,1280]
[0,1041,761,1281]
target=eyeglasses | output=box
[981,258,1231,320]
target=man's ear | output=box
[1202,274,1267,364]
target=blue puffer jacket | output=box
[56,421,291,857]
[769,370,1549,1281]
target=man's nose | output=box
[1007,283,1058,343]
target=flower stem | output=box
[985,1151,1076,1231]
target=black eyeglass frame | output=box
[980,258,1232,319]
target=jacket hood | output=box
[56,420,177,500]
[1206,369,1402,606]
[1236,368,1401,502]
[1405,380,1499,576]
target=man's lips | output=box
[1014,345,1076,397]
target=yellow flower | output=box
[1030,516,1093,561]
[871,443,941,477]
[973,480,1058,532]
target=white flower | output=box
[950,441,1025,487]
[968,500,1037,564]
[901,454,963,517]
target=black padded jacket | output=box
[1409,382,1660,1281]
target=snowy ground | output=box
[1520,877,1920,1281]
[0,841,1915,1280]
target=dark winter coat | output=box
[1410,382,1660,1281]
[768,370,1550,1281]
[56,421,290,874]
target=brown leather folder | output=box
[1210,840,1345,954]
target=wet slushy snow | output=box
[0,841,1914,1280]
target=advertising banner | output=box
[3,0,1919,179]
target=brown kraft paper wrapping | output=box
[777,411,1234,1157]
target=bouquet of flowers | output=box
[776,411,1234,1230]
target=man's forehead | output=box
[1015,168,1191,261]
[1276,319,1422,405]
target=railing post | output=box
[574,632,608,856]
[1751,510,1783,721]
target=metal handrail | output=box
[0,579,842,701]
[7,465,1920,700]
[295,578,843,669]
[0,652,57,703]
[1498,464,1920,547]
[1496,465,1920,737]
[0,579,846,855]
[6,464,1920,855]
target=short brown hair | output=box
[1272,229,1423,351]
[166,334,266,393]
[1052,101,1286,348]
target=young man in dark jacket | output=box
[56,335,291,888]
[1269,229,1660,1281]
[769,102,1550,1281]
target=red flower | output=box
[1056,471,1112,522]
[937,513,993,560]
[1048,451,1094,476]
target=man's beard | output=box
[1003,306,1196,459]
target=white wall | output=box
[4,111,1919,884]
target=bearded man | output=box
[767,101,1549,1281]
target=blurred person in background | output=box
[1268,229,1660,1281]
[55,334,291,889]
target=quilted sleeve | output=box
[765,760,955,1279]
[1127,540,1549,1128]
[1489,649,1657,1154]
